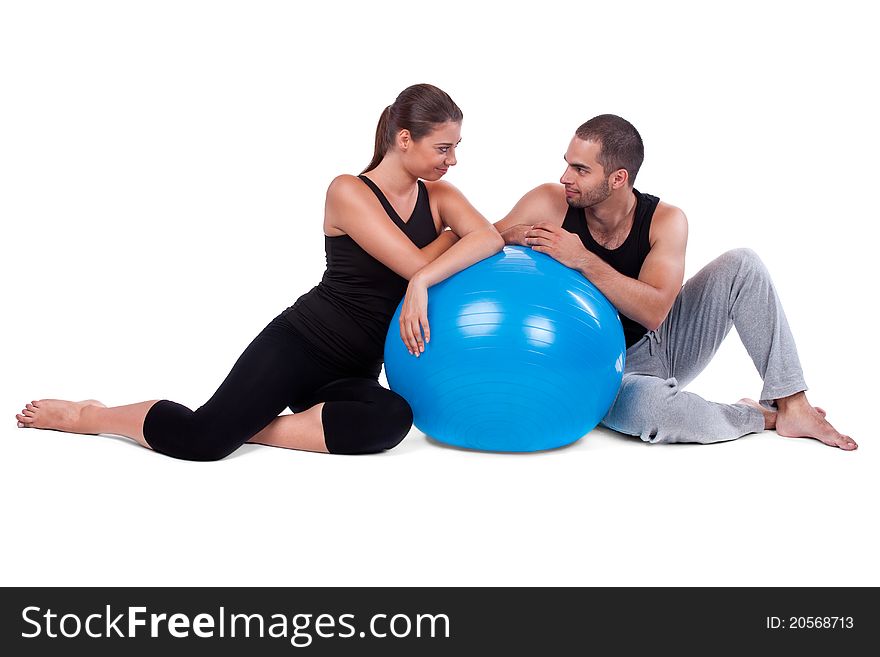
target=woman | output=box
[15,84,504,460]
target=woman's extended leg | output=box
[16,399,158,448]
[15,316,341,460]
[16,319,413,458]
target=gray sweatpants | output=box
[600,248,807,444]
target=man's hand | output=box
[500,223,533,246]
[526,222,589,270]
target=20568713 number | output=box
[788,617,854,629]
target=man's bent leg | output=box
[601,374,765,444]
[660,248,807,402]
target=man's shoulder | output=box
[530,182,566,200]
[527,182,568,211]
[648,198,688,245]
[652,198,687,225]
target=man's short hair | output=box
[575,115,644,185]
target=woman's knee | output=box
[149,429,241,461]
[143,401,250,461]
[323,391,413,455]
[373,392,414,451]
[162,422,244,461]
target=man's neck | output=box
[585,188,637,235]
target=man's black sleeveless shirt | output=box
[561,189,659,349]
[283,176,439,375]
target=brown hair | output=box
[575,114,644,185]
[362,84,463,174]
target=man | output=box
[493,114,856,449]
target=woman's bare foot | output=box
[775,392,857,451]
[16,399,107,433]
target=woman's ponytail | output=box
[362,105,393,174]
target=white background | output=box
[1,0,877,586]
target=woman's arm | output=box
[326,175,501,356]
[415,180,503,285]
[419,228,460,262]
[326,175,499,280]
[396,181,503,355]
[325,175,435,280]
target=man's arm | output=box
[415,182,565,265]
[493,183,566,244]
[527,203,688,331]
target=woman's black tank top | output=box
[561,189,659,349]
[283,175,439,376]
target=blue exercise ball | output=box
[384,246,625,452]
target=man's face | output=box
[559,138,612,208]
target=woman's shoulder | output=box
[324,175,377,236]
[421,178,463,202]
[327,173,368,197]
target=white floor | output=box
[1,1,877,588]
[1,339,874,587]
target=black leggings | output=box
[142,315,413,461]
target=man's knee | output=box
[717,247,769,280]
[635,380,689,443]
[604,376,684,442]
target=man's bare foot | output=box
[775,392,857,451]
[738,398,828,431]
[738,398,777,430]
[16,399,107,433]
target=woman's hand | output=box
[399,274,430,357]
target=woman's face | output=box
[400,121,461,181]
